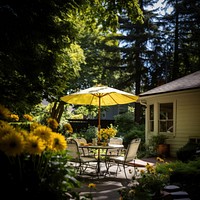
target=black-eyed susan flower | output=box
[140,169,145,174]
[25,134,46,155]
[32,125,52,143]
[47,118,59,130]
[97,125,117,141]
[30,122,41,131]
[63,123,73,134]
[50,132,67,151]
[88,183,96,189]
[0,104,11,120]
[156,157,165,162]
[0,121,16,139]
[10,114,19,121]
[23,114,33,122]
[19,130,29,139]
[0,132,24,156]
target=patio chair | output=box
[107,137,124,156]
[74,137,95,156]
[106,138,141,179]
[66,139,97,174]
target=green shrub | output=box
[156,158,200,200]
[119,161,170,200]
[114,112,135,133]
[176,142,199,162]
[114,112,145,146]
[81,125,97,142]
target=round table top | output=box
[79,145,120,149]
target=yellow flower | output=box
[50,132,67,151]
[30,122,41,131]
[19,130,29,139]
[145,163,156,174]
[23,114,33,122]
[63,123,73,133]
[156,157,164,162]
[25,134,46,155]
[0,121,16,139]
[88,183,96,189]
[0,104,11,120]
[10,114,19,121]
[140,169,145,174]
[168,168,173,172]
[32,125,52,143]
[98,125,117,141]
[47,118,59,130]
[0,132,24,156]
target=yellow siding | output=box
[141,89,200,157]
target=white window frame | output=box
[158,101,176,136]
[149,104,154,132]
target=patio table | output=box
[80,145,123,176]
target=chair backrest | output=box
[67,139,80,160]
[74,137,87,146]
[125,138,141,162]
[109,137,123,146]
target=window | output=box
[149,104,154,132]
[189,137,200,144]
[159,103,173,133]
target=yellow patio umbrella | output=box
[60,85,138,137]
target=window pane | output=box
[150,105,154,120]
[159,103,173,133]
[160,103,173,120]
[150,121,154,132]
[150,104,154,132]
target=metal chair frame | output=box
[67,139,97,174]
[106,138,141,179]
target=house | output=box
[101,104,133,120]
[138,70,200,157]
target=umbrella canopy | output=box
[60,85,138,135]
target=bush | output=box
[176,142,199,162]
[114,112,135,133]
[82,125,97,142]
[156,158,200,200]
[114,112,145,149]
[119,160,171,200]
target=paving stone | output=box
[164,185,181,192]
[170,191,189,198]
[173,199,191,200]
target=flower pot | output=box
[157,144,170,157]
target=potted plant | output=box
[150,134,170,157]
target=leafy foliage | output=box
[114,112,145,148]
[0,0,143,114]
[176,141,200,162]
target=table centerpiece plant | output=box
[97,124,117,146]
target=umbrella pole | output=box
[98,97,101,142]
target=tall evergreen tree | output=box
[0,0,143,114]
[162,0,200,80]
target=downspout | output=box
[139,100,147,107]
[139,99,148,146]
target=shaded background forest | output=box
[0,0,199,123]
